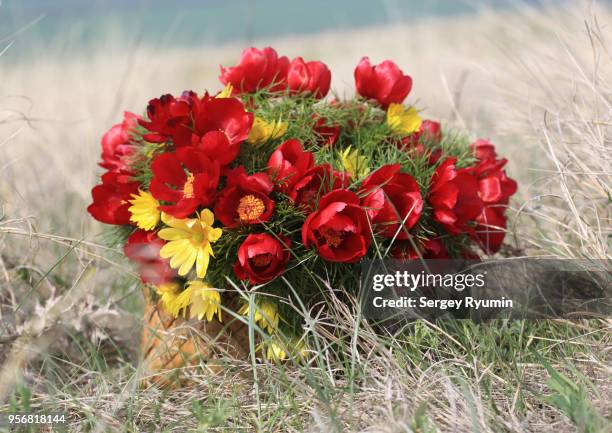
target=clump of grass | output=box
[534,353,606,433]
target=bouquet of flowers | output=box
[88,46,517,362]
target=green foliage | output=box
[410,403,439,433]
[534,352,607,433]
[189,398,233,431]
[100,224,135,250]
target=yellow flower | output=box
[264,340,288,361]
[247,117,288,145]
[216,83,234,98]
[128,190,161,231]
[156,282,185,317]
[259,338,307,361]
[158,210,222,279]
[386,103,422,135]
[184,280,222,321]
[340,146,370,179]
[239,301,279,333]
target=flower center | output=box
[191,230,204,244]
[251,254,273,268]
[183,173,195,199]
[237,194,265,222]
[321,228,344,248]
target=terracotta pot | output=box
[139,289,250,387]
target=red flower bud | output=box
[287,57,331,99]
[359,164,423,239]
[288,164,349,211]
[471,138,497,161]
[302,189,372,263]
[354,57,412,108]
[219,46,289,93]
[124,230,176,285]
[87,172,139,225]
[428,158,483,235]
[100,111,140,174]
[465,157,517,253]
[312,115,341,146]
[267,139,315,193]
[233,233,291,284]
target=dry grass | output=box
[0,1,610,432]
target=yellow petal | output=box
[239,304,250,316]
[200,209,215,226]
[159,239,188,258]
[178,249,198,276]
[208,227,223,242]
[158,227,187,241]
[386,103,422,135]
[195,248,210,279]
[169,244,193,269]
[216,83,233,98]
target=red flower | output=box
[354,57,412,108]
[427,148,443,166]
[428,158,483,235]
[219,46,289,93]
[149,147,220,218]
[188,93,254,166]
[418,120,442,144]
[302,189,372,263]
[288,164,349,211]
[233,233,291,284]
[473,207,508,254]
[400,120,442,154]
[287,57,331,99]
[138,94,192,144]
[214,167,275,227]
[471,138,497,161]
[87,172,139,225]
[467,157,517,253]
[124,230,176,285]
[313,115,341,146]
[267,139,314,193]
[469,158,517,206]
[138,92,253,168]
[359,164,423,239]
[100,111,140,173]
[391,237,449,260]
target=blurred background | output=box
[0,0,571,52]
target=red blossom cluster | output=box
[88,46,517,290]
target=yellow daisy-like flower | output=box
[216,83,234,98]
[156,282,186,317]
[247,116,288,146]
[158,210,222,279]
[386,103,422,135]
[340,145,370,179]
[239,301,279,333]
[184,280,222,322]
[128,190,161,231]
